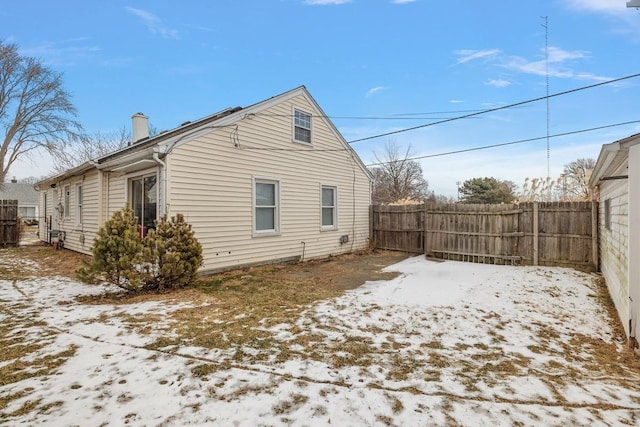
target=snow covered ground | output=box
[1,255,640,426]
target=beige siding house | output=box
[589,132,640,348]
[37,87,372,273]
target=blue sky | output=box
[3,0,640,196]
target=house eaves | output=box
[589,132,640,187]
[95,106,242,166]
[35,161,96,190]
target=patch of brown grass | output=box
[329,335,376,368]
[1,245,91,279]
[386,354,423,381]
[273,393,309,415]
[6,246,410,371]
[0,343,77,419]
[590,276,640,371]
[141,263,347,363]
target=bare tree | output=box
[18,175,49,184]
[370,140,431,204]
[0,40,81,183]
[51,128,130,173]
[562,158,595,200]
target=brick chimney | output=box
[132,112,149,143]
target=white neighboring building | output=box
[590,133,640,348]
[0,179,39,220]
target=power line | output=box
[365,119,640,167]
[235,119,640,160]
[348,72,640,144]
[253,113,486,120]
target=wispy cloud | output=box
[304,0,351,4]
[456,46,610,82]
[125,6,179,39]
[366,86,387,97]
[449,99,464,104]
[562,0,628,14]
[485,79,512,88]
[454,49,501,64]
[21,38,100,66]
[392,0,416,4]
[561,0,640,41]
[502,47,609,81]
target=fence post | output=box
[591,200,599,271]
[369,205,374,249]
[533,202,539,266]
[424,203,428,258]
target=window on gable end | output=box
[293,109,311,144]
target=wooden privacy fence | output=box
[1,199,20,247]
[371,202,598,270]
[370,205,425,253]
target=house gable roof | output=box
[155,86,372,180]
[0,183,39,205]
[39,86,372,184]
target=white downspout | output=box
[153,151,168,216]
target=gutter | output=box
[599,175,628,181]
[153,151,167,216]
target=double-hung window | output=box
[130,174,158,237]
[75,183,83,226]
[293,109,311,144]
[321,185,337,230]
[63,185,70,219]
[254,178,279,235]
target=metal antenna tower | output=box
[542,16,550,179]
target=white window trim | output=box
[63,185,70,219]
[125,169,160,226]
[75,182,83,227]
[124,168,158,204]
[292,107,312,145]
[320,184,338,231]
[252,177,281,237]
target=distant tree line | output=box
[369,139,595,205]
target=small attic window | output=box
[293,109,311,144]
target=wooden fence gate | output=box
[370,205,425,253]
[0,199,20,247]
[371,202,598,270]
